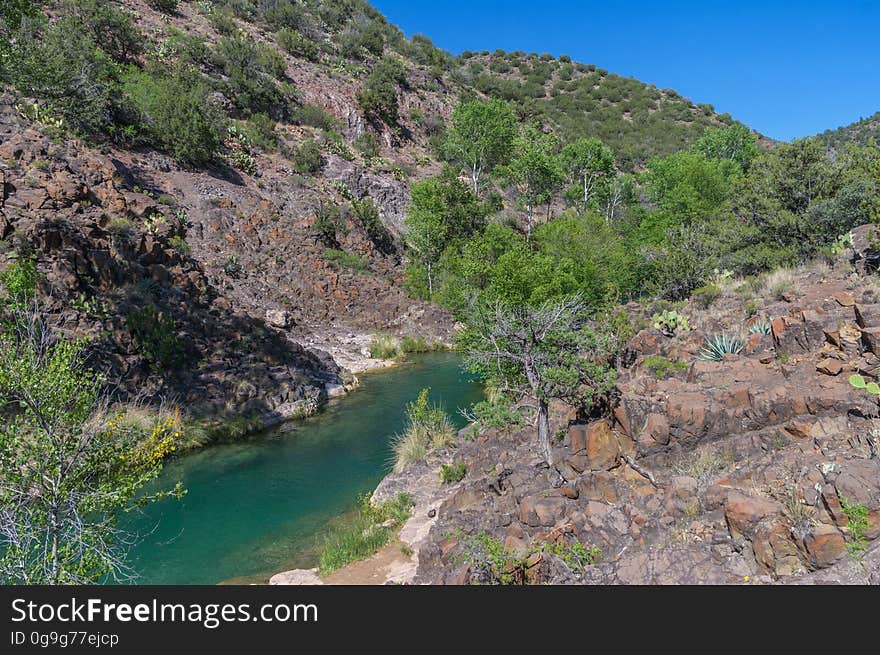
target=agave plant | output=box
[748,320,772,335]
[699,333,745,361]
[849,374,880,396]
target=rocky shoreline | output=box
[273,239,880,586]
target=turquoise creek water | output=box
[121,353,483,585]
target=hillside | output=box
[819,111,880,150]
[454,51,736,170]
[0,0,752,421]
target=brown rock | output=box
[583,421,620,471]
[855,303,880,329]
[834,291,855,307]
[568,423,588,454]
[784,420,814,439]
[519,494,569,527]
[816,358,843,376]
[802,524,846,569]
[724,491,781,540]
[575,471,618,503]
[860,326,880,357]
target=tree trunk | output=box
[50,504,60,584]
[537,399,552,465]
[427,261,433,296]
[471,166,479,196]
[526,200,533,241]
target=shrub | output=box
[354,132,380,158]
[123,68,225,167]
[351,197,394,254]
[698,333,744,361]
[643,356,687,379]
[68,0,142,63]
[439,462,466,484]
[400,335,446,353]
[323,248,368,273]
[0,258,39,308]
[369,334,401,360]
[147,0,178,14]
[276,28,319,62]
[8,16,119,137]
[292,139,324,174]
[126,304,183,372]
[216,32,285,117]
[391,388,455,472]
[291,103,339,129]
[169,235,191,256]
[691,284,721,309]
[310,201,348,248]
[357,56,406,126]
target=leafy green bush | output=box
[400,335,446,353]
[292,139,324,174]
[310,202,348,248]
[0,258,39,308]
[126,304,183,372]
[352,198,394,254]
[123,68,225,167]
[439,462,466,484]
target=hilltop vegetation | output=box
[819,111,880,150]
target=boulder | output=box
[724,491,782,540]
[801,525,846,569]
[265,309,293,329]
[816,358,843,376]
[519,494,570,527]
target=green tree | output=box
[460,295,616,465]
[643,151,737,226]
[500,126,564,239]
[0,306,183,584]
[444,99,518,195]
[405,174,486,296]
[560,137,615,210]
[692,123,760,171]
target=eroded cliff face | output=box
[0,9,459,417]
[381,245,880,585]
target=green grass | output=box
[391,389,456,472]
[400,335,449,353]
[317,493,414,576]
[368,334,402,359]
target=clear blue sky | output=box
[371,0,879,142]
